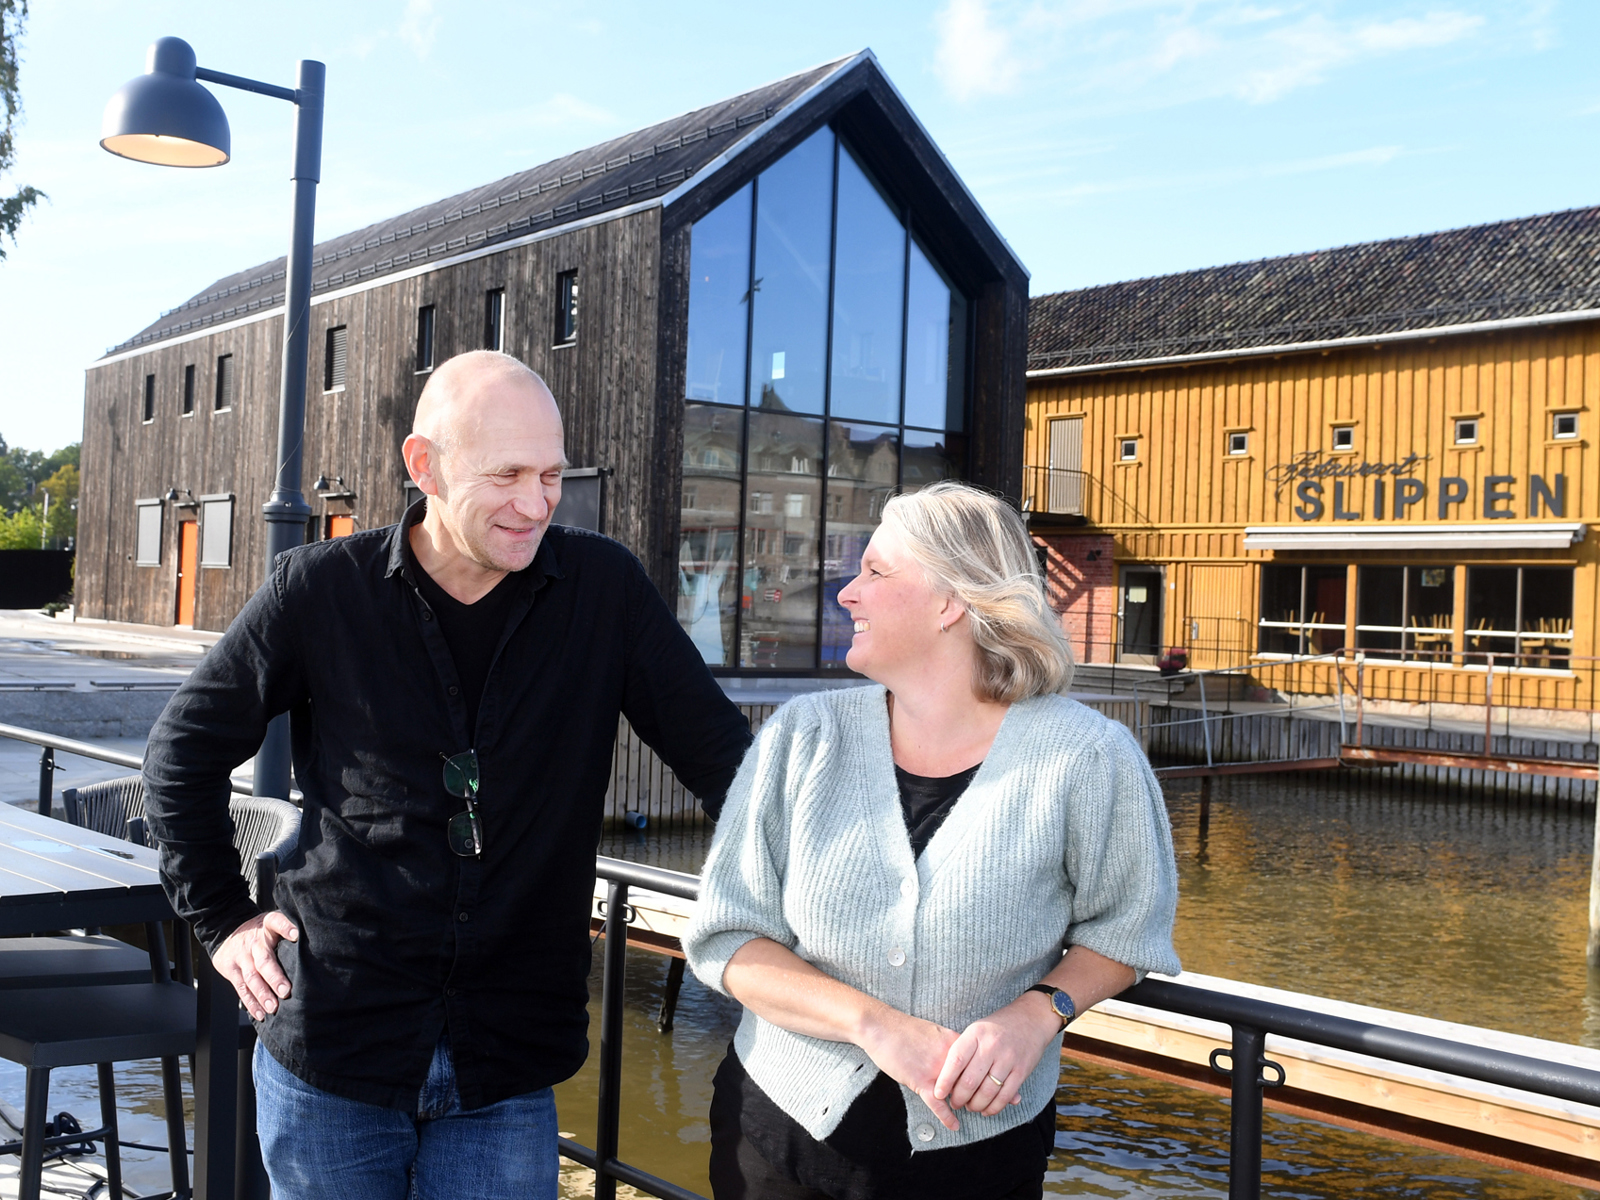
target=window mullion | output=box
[816,133,842,670]
[732,179,759,669]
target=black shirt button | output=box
[447,987,458,997]
[457,912,469,922]
[422,609,434,621]
[448,686,459,696]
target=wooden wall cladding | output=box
[80,207,664,631]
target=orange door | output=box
[176,521,199,625]
[328,515,355,538]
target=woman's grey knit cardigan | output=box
[684,684,1180,1154]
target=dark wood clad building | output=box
[79,51,1028,674]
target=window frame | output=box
[555,270,578,345]
[1119,437,1138,462]
[134,499,163,566]
[1454,417,1478,445]
[1227,430,1249,456]
[415,305,436,373]
[324,325,348,393]
[214,354,235,412]
[182,364,196,417]
[1257,563,1348,656]
[1553,412,1579,440]
[484,288,506,352]
[1331,425,1354,451]
[1354,565,1456,662]
[1465,565,1574,667]
[198,494,235,569]
[142,374,155,424]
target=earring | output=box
[939,621,948,633]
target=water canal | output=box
[12,770,1596,1197]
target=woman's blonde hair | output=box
[879,481,1074,703]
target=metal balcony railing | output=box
[1021,464,1087,517]
[4,723,1599,1200]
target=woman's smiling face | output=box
[836,521,951,681]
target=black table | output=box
[0,803,238,1199]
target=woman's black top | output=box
[713,761,1057,1199]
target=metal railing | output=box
[580,856,1600,1200]
[0,721,257,813]
[1020,465,1087,516]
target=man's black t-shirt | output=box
[405,537,520,738]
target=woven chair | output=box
[61,774,147,846]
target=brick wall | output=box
[1035,533,1117,664]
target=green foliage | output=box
[0,435,77,515]
[37,461,76,547]
[0,0,42,260]
[0,503,40,549]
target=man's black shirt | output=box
[143,502,753,1111]
[404,536,519,736]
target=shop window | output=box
[1258,564,1347,656]
[1228,431,1248,455]
[416,305,435,372]
[1454,417,1478,445]
[1466,566,1573,667]
[1120,438,1138,461]
[182,365,196,416]
[1356,566,1454,661]
[1554,412,1579,439]
[829,148,904,425]
[142,374,155,423]
[1332,426,1354,451]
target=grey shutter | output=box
[200,496,234,567]
[135,500,163,566]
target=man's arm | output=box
[142,557,311,1012]
[618,561,752,818]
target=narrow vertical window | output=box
[214,354,234,411]
[324,325,348,392]
[182,364,196,416]
[555,271,578,344]
[142,374,155,423]
[484,288,505,351]
[416,305,436,372]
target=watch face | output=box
[1050,990,1075,1023]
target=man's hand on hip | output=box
[216,912,298,1020]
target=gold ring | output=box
[987,1072,1005,1087]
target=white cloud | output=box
[398,0,440,59]
[933,0,1023,102]
[932,2,1494,107]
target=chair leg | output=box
[97,1063,122,1200]
[162,1054,191,1198]
[19,1067,49,1200]
[236,1031,269,1200]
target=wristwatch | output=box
[1027,983,1076,1027]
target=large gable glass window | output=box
[680,126,971,670]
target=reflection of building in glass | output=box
[678,113,1002,670]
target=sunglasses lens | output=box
[443,751,479,798]
[447,811,481,857]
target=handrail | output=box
[0,721,256,814]
[578,856,1600,1200]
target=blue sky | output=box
[1,0,1595,453]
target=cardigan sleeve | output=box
[683,700,818,996]
[1061,720,1182,980]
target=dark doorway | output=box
[1120,565,1163,661]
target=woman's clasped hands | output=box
[858,994,1062,1132]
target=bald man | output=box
[143,351,752,1199]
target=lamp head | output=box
[312,474,329,492]
[100,37,230,167]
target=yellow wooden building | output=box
[1025,207,1600,711]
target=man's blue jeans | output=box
[253,1035,559,1200]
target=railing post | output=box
[1198,674,1214,768]
[37,747,53,817]
[595,879,631,1200]
[1210,1022,1282,1200]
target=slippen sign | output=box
[1266,451,1567,522]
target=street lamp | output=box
[102,35,324,803]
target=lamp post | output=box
[102,36,323,804]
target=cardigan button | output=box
[888,948,906,967]
[916,1124,935,1142]
[899,878,914,898]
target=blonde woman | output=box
[684,482,1181,1200]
